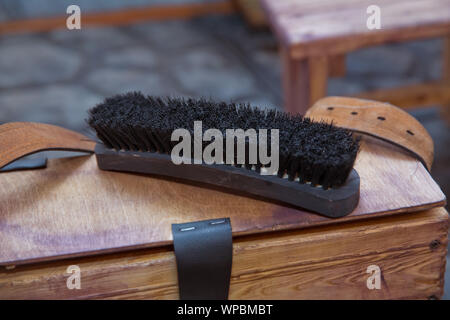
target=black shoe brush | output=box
[88,92,360,218]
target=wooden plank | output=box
[0,207,447,299]
[261,0,450,59]
[281,49,309,114]
[234,0,267,28]
[0,1,235,35]
[308,55,328,107]
[329,54,346,77]
[0,134,445,266]
[355,82,450,109]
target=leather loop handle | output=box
[172,218,233,300]
[0,122,96,170]
[306,97,434,171]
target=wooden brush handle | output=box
[306,97,434,171]
[95,144,360,218]
[0,122,96,169]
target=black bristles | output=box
[88,92,359,189]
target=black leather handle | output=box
[172,218,233,300]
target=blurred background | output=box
[0,0,449,298]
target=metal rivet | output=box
[180,227,196,232]
[210,220,225,225]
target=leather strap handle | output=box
[172,218,233,300]
[306,97,434,171]
[0,122,96,170]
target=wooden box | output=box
[0,207,447,300]
[0,135,447,299]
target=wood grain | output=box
[0,133,445,266]
[306,97,435,170]
[0,122,95,169]
[356,82,450,110]
[261,0,450,59]
[0,207,447,299]
[281,49,309,114]
[308,55,328,107]
[329,54,347,77]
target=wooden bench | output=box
[261,0,450,115]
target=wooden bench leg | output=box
[281,48,309,114]
[329,54,346,77]
[442,34,450,124]
[308,55,329,107]
[281,50,329,115]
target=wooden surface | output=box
[261,0,450,59]
[307,97,435,170]
[329,54,347,77]
[0,134,445,266]
[234,0,267,28]
[281,48,310,114]
[0,207,447,299]
[0,1,235,35]
[0,122,95,169]
[308,55,329,107]
[263,0,450,114]
[356,81,450,110]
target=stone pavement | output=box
[0,14,449,298]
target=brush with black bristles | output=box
[88,92,360,218]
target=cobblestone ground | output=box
[0,15,449,298]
